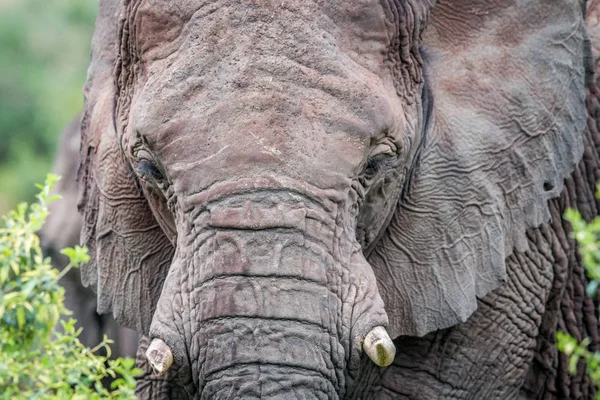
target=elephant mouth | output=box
[147,176,392,397]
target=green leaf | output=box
[10,260,20,275]
[16,307,25,328]
[60,246,90,266]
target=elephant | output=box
[77,0,600,398]
[38,113,138,360]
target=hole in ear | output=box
[543,181,554,191]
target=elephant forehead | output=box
[133,0,409,84]
[127,1,416,192]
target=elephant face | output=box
[79,0,590,397]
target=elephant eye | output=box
[363,137,398,177]
[363,153,392,176]
[136,159,165,183]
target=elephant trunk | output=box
[148,185,391,398]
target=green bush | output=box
[557,185,600,398]
[0,0,97,214]
[0,174,140,399]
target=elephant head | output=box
[79,0,591,397]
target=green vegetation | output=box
[557,186,600,398]
[0,0,97,214]
[0,175,139,399]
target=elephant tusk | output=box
[363,326,396,367]
[146,338,174,376]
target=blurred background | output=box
[0,0,97,215]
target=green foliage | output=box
[0,175,140,399]
[0,0,97,214]
[557,185,600,398]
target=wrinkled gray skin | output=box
[79,0,600,398]
[38,114,138,359]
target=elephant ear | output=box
[78,0,174,334]
[368,0,590,338]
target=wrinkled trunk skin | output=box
[192,230,343,399]
[146,188,387,399]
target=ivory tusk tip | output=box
[146,338,174,376]
[363,326,396,367]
